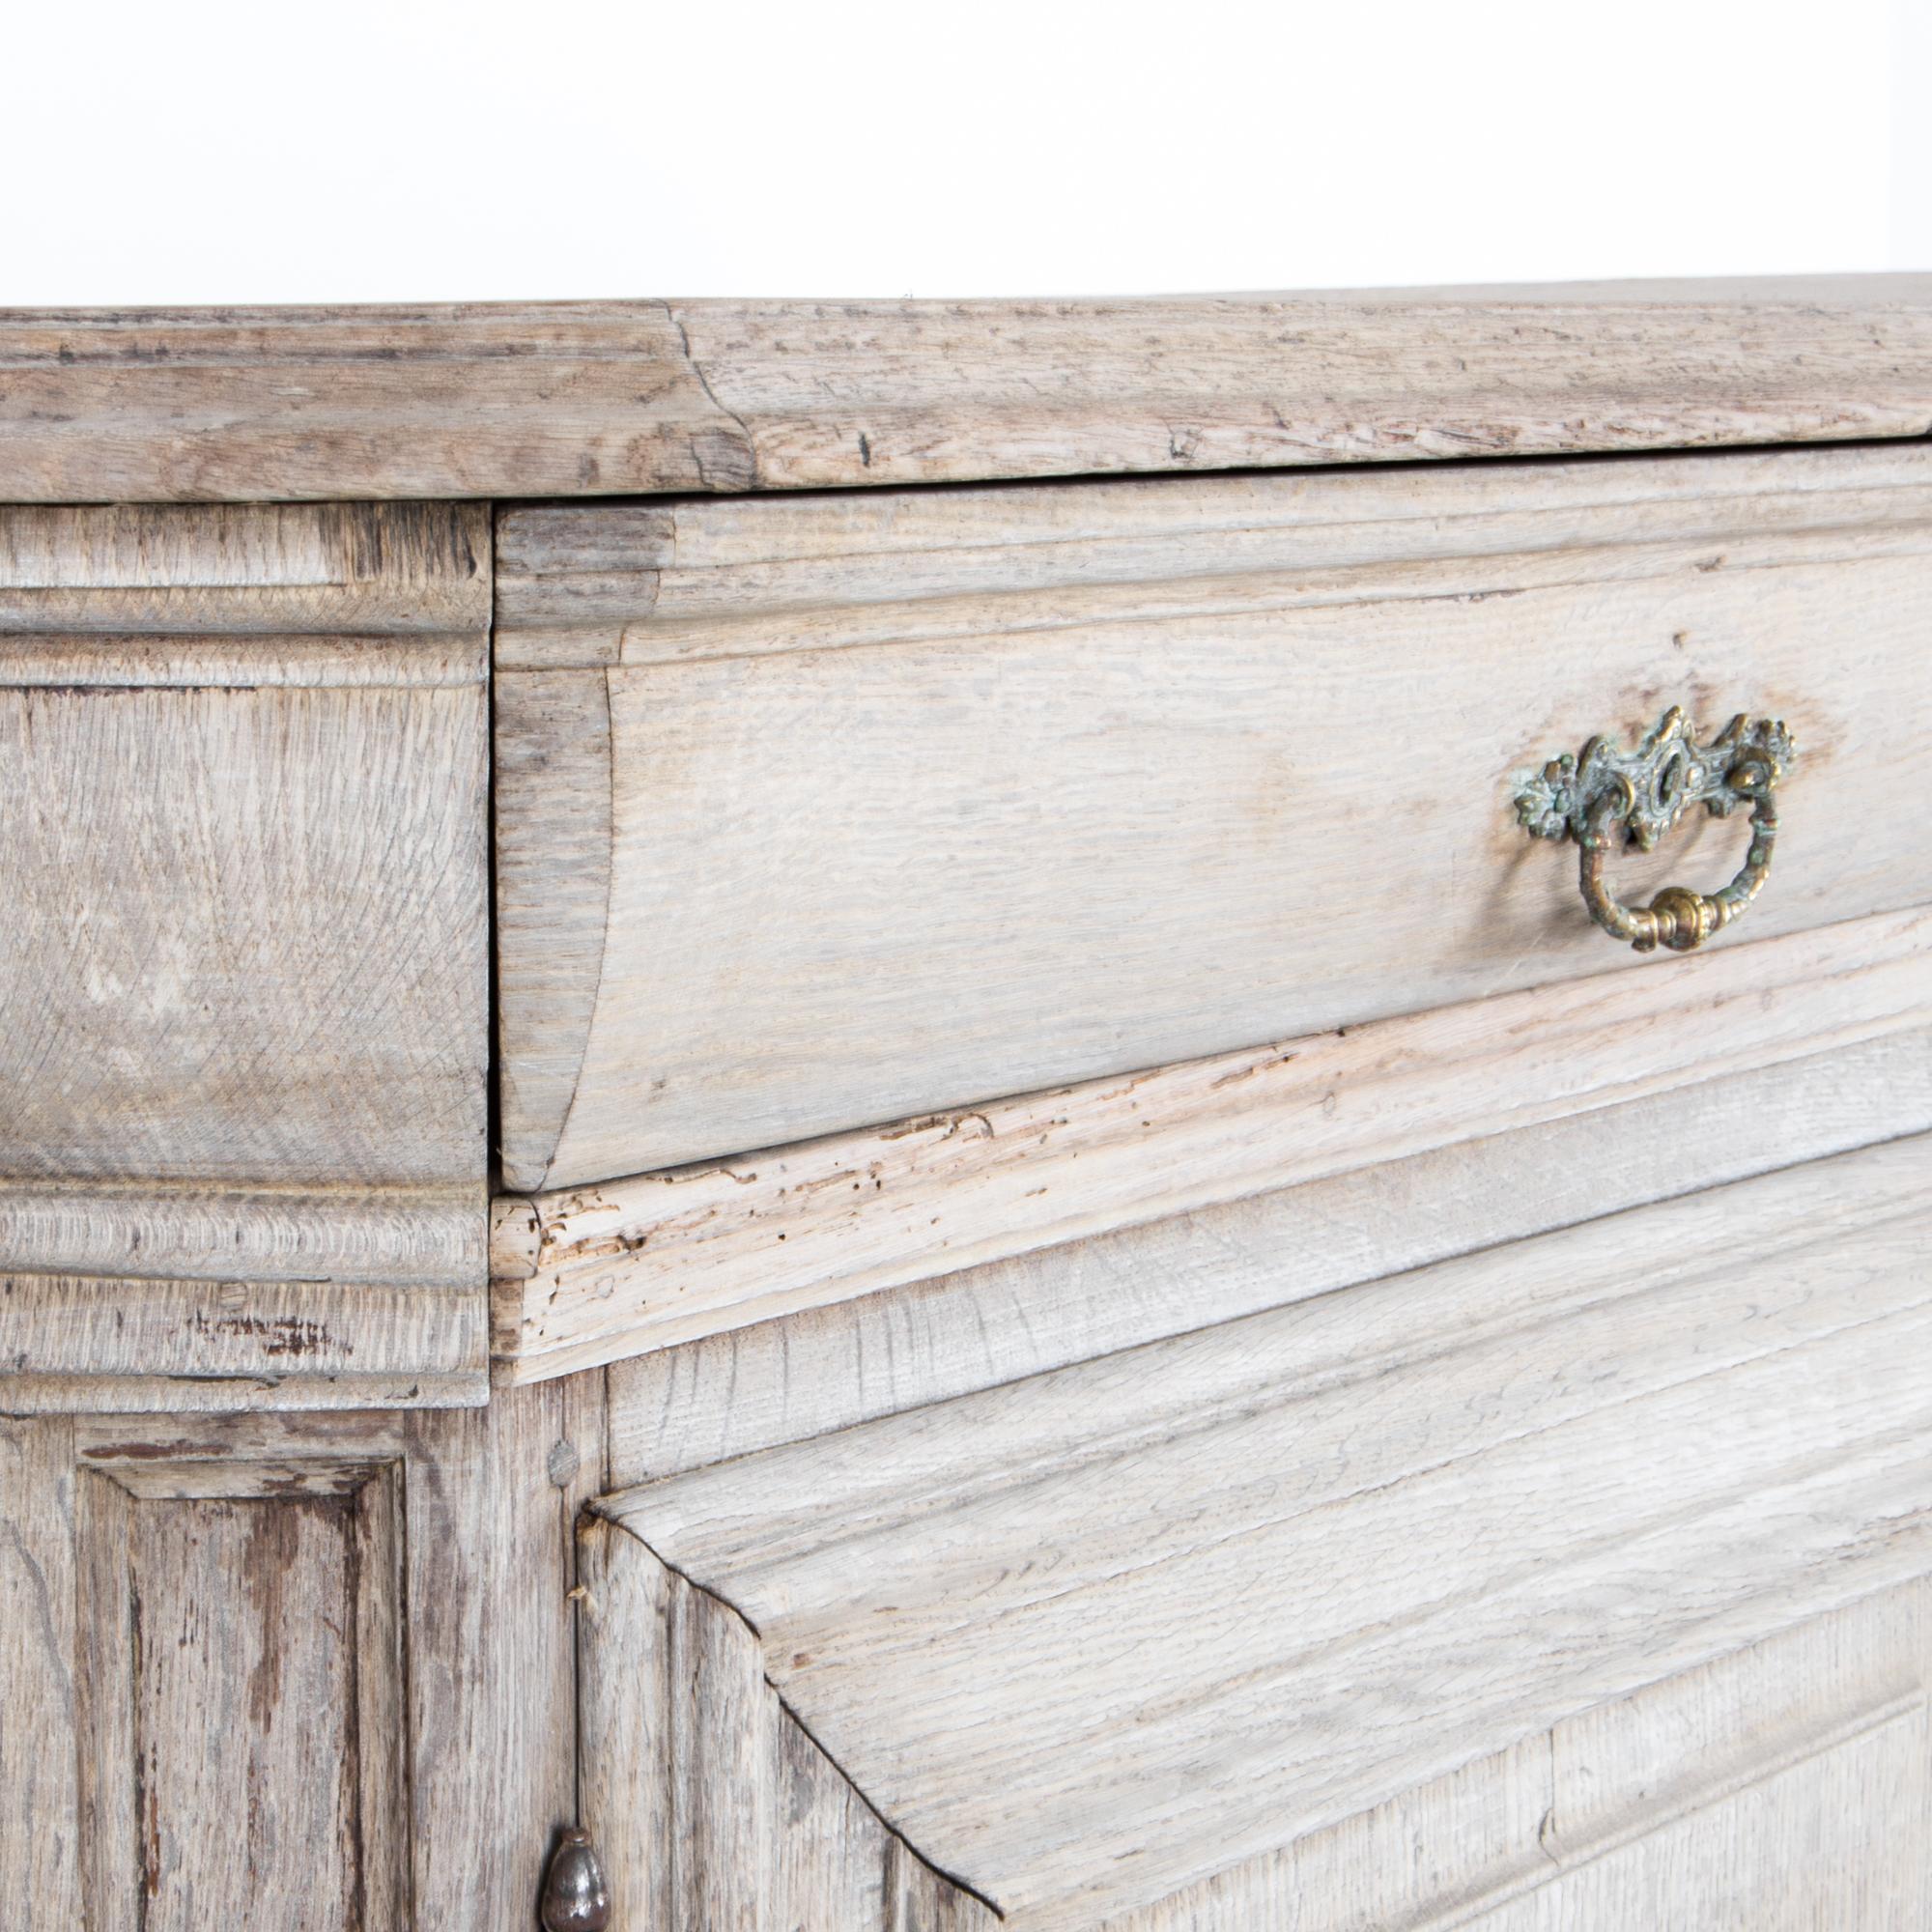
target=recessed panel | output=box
[74,1461,407,1931]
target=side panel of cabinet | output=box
[0,502,492,1409]
[0,1380,603,1928]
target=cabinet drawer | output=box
[496,444,1932,1191]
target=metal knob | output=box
[542,1827,611,1931]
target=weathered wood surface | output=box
[404,1378,606,1929]
[0,500,487,670]
[606,1024,1932,1483]
[601,1132,1932,1925]
[579,1516,997,1932]
[75,1458,411,1929]
[0,1415,82,1921]
[0,1385,604,1929]
[1486,1708,1926,1931]
[1096,1586,1929,1929]
[4,279,1932,502]
[494,444,1932,1190]
[3,680,486,1188]
[497,440,1932,670]
[0,501,491,1406]
[0,1276,484,1412]
[496,669,615,1203]
[2,1179,484,1287]
[497,906,1932,1380]
[579,1548,1930,1930]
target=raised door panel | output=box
[588,1129,1932,1927]
[577,1519,996,1932]
[0,1384,602,1931]
[74,1457,409,1929]
[576,1530,1932,1932]
[496,444,1932,1191]
[0,502,492,1408]
[1101,1584,1931,1929]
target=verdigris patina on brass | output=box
[1514,706,1794,953]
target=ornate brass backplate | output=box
[1514,706,1794,952]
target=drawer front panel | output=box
[497,445,1932,1189]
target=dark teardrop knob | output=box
[541,1827,611,1931]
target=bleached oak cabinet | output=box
[4,280,1932,1929]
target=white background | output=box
[1,0,1925,304]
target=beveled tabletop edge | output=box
[3,275,1930,503]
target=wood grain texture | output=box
[1,695,484,1184]
[495,670,616,1198]
[0,1276,485,1411]
[5,279,1932,501]
[0,1415,81,1924]
[1,1179,484,1288]
[578,1515,996,1932]
[497,441,1932,670]
[400,1377,607,1931]
[497,906,1932,1380]
[494,443,1932,1189]
[606,1024,1932,1483]
[0,1386,604,1929]
[600,1132,1932,1925]
[1483,1710,1927,1930]
[1099,1585,1930,1929]
[0,501,491,1406]
[75,1461,411,1930]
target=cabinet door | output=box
[0,1384,600,1929]
[72,1452,412,1928]
[577,1541,1931,1931]
[1484,1604,1929,1931]
[1129,1584,1932,1931]
[579,1129,1932,1929]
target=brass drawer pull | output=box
[1514,706,1794,952]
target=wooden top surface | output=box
[3,275,1930,501]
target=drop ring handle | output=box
[1515,705,1793,954]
